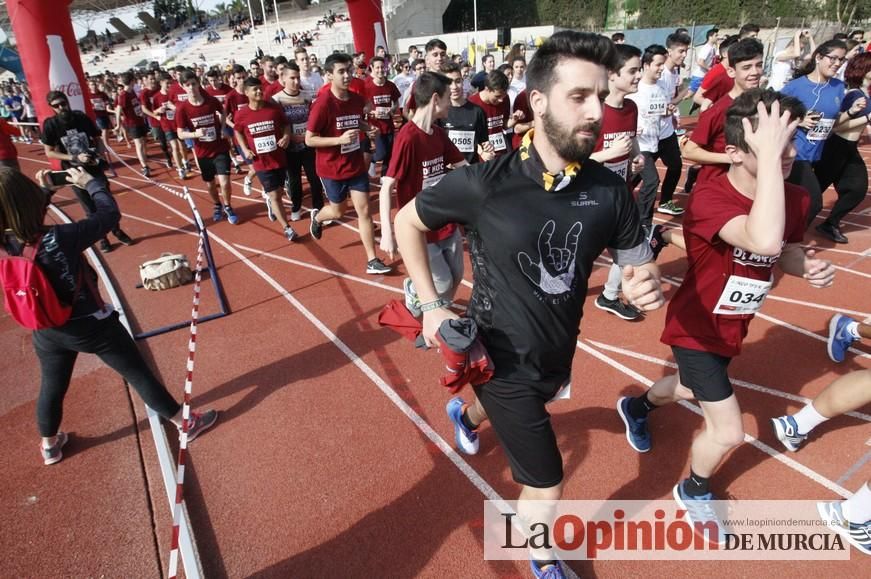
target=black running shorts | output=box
[198,152,231,182]
[671,346,733,402]
[473,378,565,488]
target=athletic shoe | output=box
[164,159,173,169]
[41,432,69,466]
[99,239,113,253]
[446,397,479,455]
[815,221,848,244]
[284,226,297,242]
[529,560,566,579]
[403,277,421,317]
[234,163,244,175]
[243,177,253,196]
[142,166,151,178]
[182,410,218,442]
[595,294,642,321]
[183,161,191,172]
[212,205,224,223]
[368,162,377,178]
[770,415,807,452]
[224,206,239,225]
[648,224,669,260]
[657,201,685,215]
[177,167,187,180]
[290,210,302,222]
[324,220,336,226]
[828,314,858,363]
[264,196,276,222]
[114,230,134,246]
[617,396,651,453]
[817,499,871,555]
[673,481,727,545]
[309,208,323,240]
[366,258,392,275]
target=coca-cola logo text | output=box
[53,82,82,97]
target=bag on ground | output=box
[139,253,193,291]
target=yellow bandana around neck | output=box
[519,129,582,192]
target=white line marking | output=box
[836,447,871,486]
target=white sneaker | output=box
[290,210,302,221]
[243,177,252,196]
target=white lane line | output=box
[836,447,871,486]
[585,339,871,423]
[576,339,852,499]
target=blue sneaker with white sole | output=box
[673,481,728,545]
[446,396,479,455]
[827,314,858,363]
[770,415,807,452]
[529,559,566,578]
[817,499,871,555]
[617,396,651,453]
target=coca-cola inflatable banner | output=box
[8,0,93,129]
[345,0,387,60]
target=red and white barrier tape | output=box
[104,143,188,200]
[168,234,206,579]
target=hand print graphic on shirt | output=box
[518,220,582,296]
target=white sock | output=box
[792,402,828,435]
[842,482,871,523]
[846,321,861,339]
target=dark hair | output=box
[294,46,308,57]
[408,45,418,52]
[411,58,425,69]
[725,89,806,153]
[511,56,526,66]
[120,72,134,85]
[675,27,689,35]
[231,64,247,76]
[0,169,48,244]
[205,68,219,78]
[719,35,739,57]
[249,59,259,67]
[283,61,300,74]
[370,56,385,66]
[833,33,848,41]
[666,33,691,49]
[46,90,67,105]
[243,77,262,90]
[275,55,288,65]
[611,43,642,72]
[179,70,199,85]
[441,62,461,74]
[738,23,760,38]
[844,52,871,89]
[481,70,508,91]
[611,32,625,42]
[261,54,275,63]
[482,53,494,64]
[324,52,352,73]
[425,38,447,54]
[642,44,668,66]
[793,39,847,79]
[174,64,187,73]
[497,63,512,74]
[158,71,172,82]
[848,29,864,39]
[413,71,450,107]
[727,38,763,66]
[526,30,616,95]
[705,28,719,40]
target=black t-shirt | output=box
[438,101,489,163]
[415,141,649,386]
[41,112,104,175]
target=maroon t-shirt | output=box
[117,88,147,128]
[689,95,733,184]
[175,95,229,158]
[593,99,638,182]
[151,90,175,133]
[263,80,284,101]
[89,91,111,120]
[140,87,160,128]
[468,92,511,156]
[364,78,401,135]
[700,63,733,106]
[660,175,809,357]
[233,102,288,171]
[511,90,532,150]
[205,83,232,105]
[169,82,188,106]
[307,89,367,180]
[387,122,465,243]
[224,89,249,120]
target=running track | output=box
[1,130,869,577]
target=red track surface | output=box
[1,133,869,577]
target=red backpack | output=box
[1,235,79,330]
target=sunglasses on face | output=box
[50,101,69,109]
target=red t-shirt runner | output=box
[511,90,532,150]
[700,63,733,107]
[593,99,638,182]
[89,91,111,120]
[223,89,249,119]
[205,83,232,105]
[140,87,160,128]
[660,174,809,357]
[117,89,147,129]
[169,82,188,105]
[387,122,465,243]
[175,95,229,159]
[307,89,367,180]
[468,92,511,156]
[233,102,288,171]
[364,78,401,135]
[151,91,175,133]
[689,95,733,184]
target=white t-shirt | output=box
[300,72,324,101]
[768,60,794,91]
[656,67,682,129]
[508,78,526,108]
[627,81,672,152]
[691,43,715,78]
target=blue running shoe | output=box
[818,499,871,555]
[828,314,858,363]
[224,206,239,225]
[770,415,807,452]
[212,204,224,223]
[529,559,566,579]
[617,396,651,453]
[446,397,479,455]
[673,481,728,545]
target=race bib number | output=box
[254,134,277,154]
[293,123,306,136]
[340,132,360,154]
[604,159,629,180]
[488,131,506,151]
[713,275,773,315]
[199,125,217,142]
[166,108,175,120]
[422,173,445,189]
[449,130,475,153]
[807,118,834,142]
[92,100,106,111]
[375,106,392,120]
[646,96,668,117]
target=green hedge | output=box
[443,0,608,32]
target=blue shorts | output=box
[223,126,235,138]
[321,172,369,204]
[373,132,394,163]
[689,75,704,93]
[256,168,287,192]
[95,116,111,131]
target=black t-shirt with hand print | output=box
[415,133,650,387]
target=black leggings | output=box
[285,147,324,212]
[638,133,682,226]
[73,181,124,238]
[786,160,823,227]
[33,311,181,437]
[814,134,868,227]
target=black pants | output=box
[72,177,124,239]
[33,311,181,437]
[786,160,823,227]
[638,133,682,226]
[285,147,324,212]
[151,126,172,161]
[814,134,868,228]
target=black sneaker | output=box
[648,224,669,260]
[114,230,134,246]
[309,208,323,240]
[142,166,151,178]
[815,221,848,244]
[595,294,642,320]
[99,238,113,253]
[366,258,392,275]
